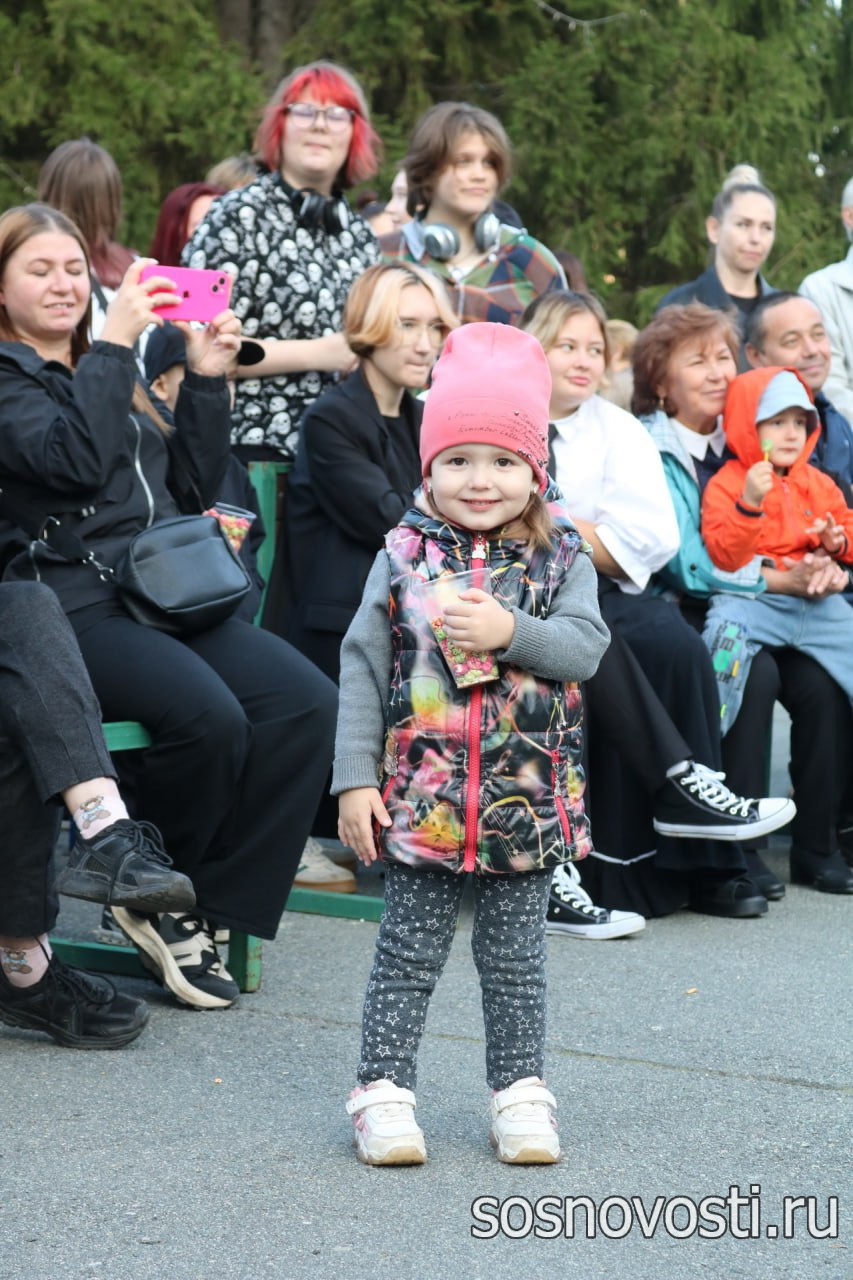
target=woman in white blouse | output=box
[519,291,789,920]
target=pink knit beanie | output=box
[419,322,552,493]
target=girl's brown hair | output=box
[502,493,557,551]
[38,138,134,288]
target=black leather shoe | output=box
[790,846,853,894]
[57,819,196,912]
[743,850,785,901]
[0,956,149,1049]
[688,875,768,918]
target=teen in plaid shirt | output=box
[379,102,565,327]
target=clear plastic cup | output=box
[417,570,501,689]
[203,503,256,553]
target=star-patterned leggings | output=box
[358,861,553,1091]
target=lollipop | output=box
[761,438,773,461]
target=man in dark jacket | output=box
[745,291,853,496]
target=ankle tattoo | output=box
[76,796,111,831]
[1,947,32,976]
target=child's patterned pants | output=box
[358,860,553,1091]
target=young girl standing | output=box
[333,323,609,1165]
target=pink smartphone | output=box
[139,265,232,322]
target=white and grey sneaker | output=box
[346,1081,426,1166]
[489,1077,561,1164]
[654,762,795,840]
[293,836,356,893]
[545,863,646,940]
[110,909,239,1010]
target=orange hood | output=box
[721,366,819,472]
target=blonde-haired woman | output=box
[284,262,457,883]
[287,262,457,680]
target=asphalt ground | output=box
[1,713,851,1280]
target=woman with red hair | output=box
[150,183,226,267]
[184,61,382,465]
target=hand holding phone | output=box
[139,265,233,322]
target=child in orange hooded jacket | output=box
[700,366,853,734]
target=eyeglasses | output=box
[285,103,355,132]
[395,319,448,349]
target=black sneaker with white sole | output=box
[0,956,149,1049]
[653,763,795,841]
[110,909,239,1010]
[545,863,646,940]
[57,820,196,912]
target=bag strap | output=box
[0,487,114,579]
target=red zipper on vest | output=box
[463,534,488,872]
[552,750,572,844]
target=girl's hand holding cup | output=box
[442,589,515,653]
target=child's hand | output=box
[805,511,848,556]
[337,787,390,865]
[442,589,515,652]
[741,460,774,507]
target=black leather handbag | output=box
[0,498,251,636]
[113,514,251,634]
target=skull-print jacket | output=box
[183,171,380,461]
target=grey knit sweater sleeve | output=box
[331,544,610,796]
[500,547,610,681]
[331,552,393,796]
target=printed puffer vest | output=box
[378,507,592,874]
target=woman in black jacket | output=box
[286,262,457,680]
[0,204,337,1010]
[284,263,456,866]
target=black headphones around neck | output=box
[419,209,502,261]
[281,179,350,235]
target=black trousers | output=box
[71,604,337,939]
[0,583,115,937]
[721,647,853,855]
[579,582,745,916]
[680,597,853,856]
